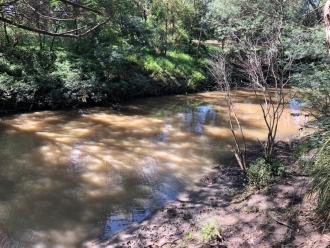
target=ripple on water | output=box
[0,91,306,247]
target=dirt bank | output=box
[85,142,330,248]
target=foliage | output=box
[247,158,286,188]
[142,51,207,90]
[0,0,326,112]
[0,0,329,235]
[272,159,287,177]
[311,130,330,227]
[199,217,221,242]
[293,143,311,161]
[292,62,330,117]
[0,44,209,111]
[0,0,215,111]
[247,158,273,188]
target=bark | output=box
[324,0,330,55]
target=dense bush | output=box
[0,45,210,112]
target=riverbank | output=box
[0,46,213,114]
[87,140,330,248]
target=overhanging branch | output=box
[0,15,110,37]
[58,0,102,15]
[23,0,76,21]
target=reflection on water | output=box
[289,98,309,127]
[0,91,307,247]
[181,105,216,135]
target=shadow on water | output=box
[0,91,307,247]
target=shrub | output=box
[0,45,211,111]
[271,159,287,177]
[247,158,273,188]
[293,64,330,117]
[199,217,221,242]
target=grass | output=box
[311,131,330,228]
[198,216,222,242]
[139,50,208,90]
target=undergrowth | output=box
[311,130,330,228]
[247,158,286,189]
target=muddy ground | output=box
[85,142,330,248]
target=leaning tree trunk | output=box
[324,0,330,55]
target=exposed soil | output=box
[85,141,330,248]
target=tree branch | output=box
[0,15,110,37]
[23,1,76,21]
[58,0,102,15]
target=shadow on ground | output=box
[94,143,330,248]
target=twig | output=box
[268,213,294,229]
[160,237,181,247]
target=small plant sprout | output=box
[198,216,222,243]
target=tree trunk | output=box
[1,12,10,44]
[196,28,202,58]
[164,2,168,56]
[324,0,330,55]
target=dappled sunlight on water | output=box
[0,91,308,247]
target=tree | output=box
[0,0,109,39]
[208,1,295,165]
[209,54,247,171]
[239,37,291,162]
[324,0,330,54]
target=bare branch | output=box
[209,54,247,171]
[58,0,102,15]
[22,1,76,21]
[0,15,110,37]
[236,27,291,161]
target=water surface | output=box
[0,91,307,247]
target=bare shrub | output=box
[210,27,292,168]
[209,54,247,171]
[238,36,292,161]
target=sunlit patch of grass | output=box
[140,50,207,90]
[168,50,193,62]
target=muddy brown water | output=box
[0,91,307,247]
